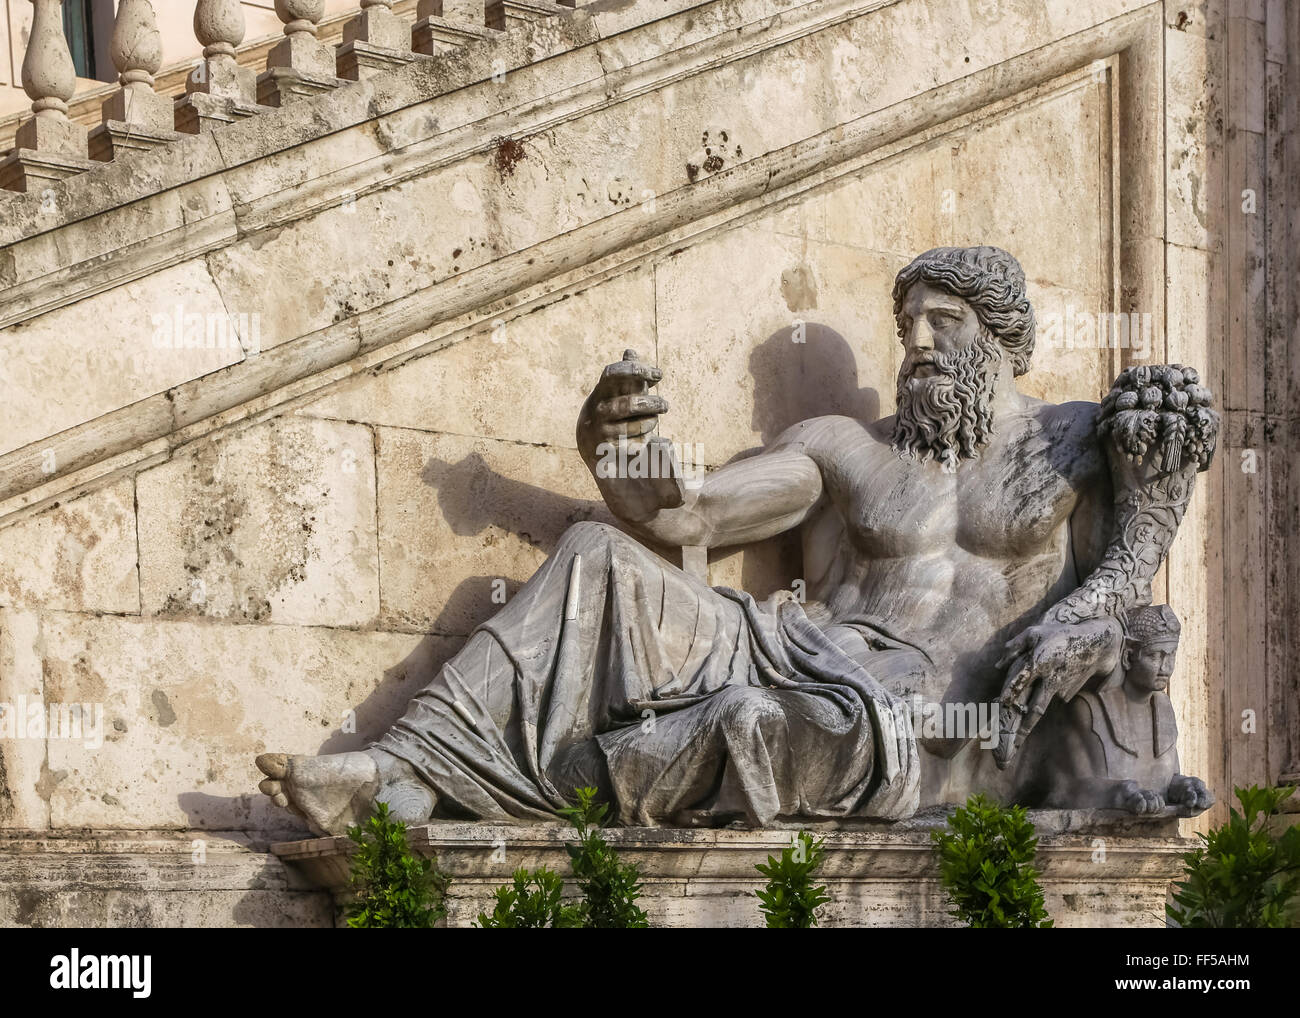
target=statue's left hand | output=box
[993,616,1122,769]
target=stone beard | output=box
[892,327,1002,465]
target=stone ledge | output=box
[273,811,1192,927]
[0,830,334,928]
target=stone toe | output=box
[256,752,289,778]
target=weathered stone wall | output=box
[0,0,1292,926]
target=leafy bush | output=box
[475,866,583,928]
[754,830,831,928]
[345,801,450,928]
[931,794,1052,928]
[1168,784,1300,928]
[558,786,650,928]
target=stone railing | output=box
[0,0,573,195]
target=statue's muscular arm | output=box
[575,350,825,549]
[995,402,1124,764]
[997,368,1219,766]
[621,439,825,549]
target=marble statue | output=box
[1019,604,1214,815]
[255,245,1220,835]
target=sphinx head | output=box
[1122,604,1181,694]
[890,246,1036,465]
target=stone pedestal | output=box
[337,4,422,82]
[413,1,499,54]
[0,117,94,193]
[413,16,499,54]
[173,92,273,136]
[336,40,425,81]
[257,13,345,108]
[485,0,572,31]
[257,66,345,108]
[273,810,1191,928]
[89,90,183,162]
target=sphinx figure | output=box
[255,245,1220,835]
[1019,604,1214,815]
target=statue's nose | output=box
[910,319,935,351]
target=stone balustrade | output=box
[0,0,547,195]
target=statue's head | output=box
[890,246,1035,465]
[1122,604,1181,693]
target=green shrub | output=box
[344,801,450,928]
[931,794,1052,928]
[1168,784,1300,928]
[475,866,583,928]
[558,786,649,928]
[754,830,831,928]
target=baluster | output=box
[258,0,343,107]
[89,0,180,161]
[413,0,498,56]
[0,0,94,193]
[338,1,420,82]
[176,0,270,134]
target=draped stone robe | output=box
[375,521,921,826]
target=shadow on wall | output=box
[724,323,882,597]
[747,323,881,446]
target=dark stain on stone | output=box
[152,690,177,727]
[703,154,724,173]
[780,264,819,312]
[246,226,285,252]
[491,136,527,178]
[15,890,45,927]
[34,762,66,802]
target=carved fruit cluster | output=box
[1097,364,1219,472]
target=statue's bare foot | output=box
[255,748,435,836]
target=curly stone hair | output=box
[891,246,1036,376]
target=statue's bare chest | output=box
[819,429,1082,560]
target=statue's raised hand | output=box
[577,350,685,520]
[993,615,1122,769]
[577,349,668,449]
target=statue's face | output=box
[891,280,1002,465]
[896,281,984,385]
[1125,639,1178,692]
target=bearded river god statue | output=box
[256,246,1220,836]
